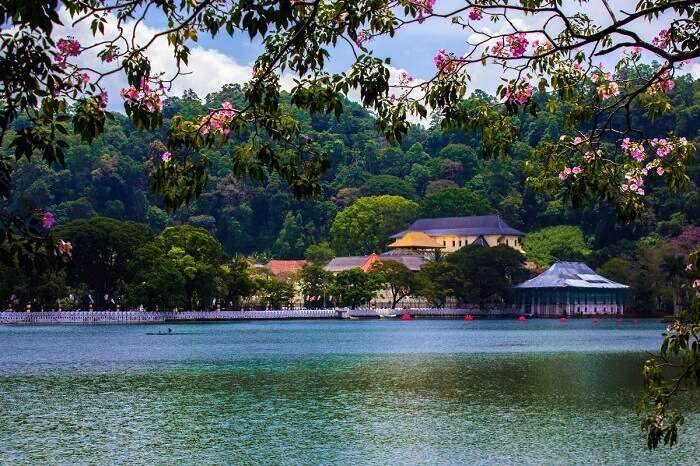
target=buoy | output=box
[559,317,568,323]
[517,315,527,322]
[464,314,474,321]
[401,312,411,321]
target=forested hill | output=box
[7,76,700,268]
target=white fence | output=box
[0,308,517,324]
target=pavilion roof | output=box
[514,262,629,289]
[388,231,444,249]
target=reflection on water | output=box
[0,319,698,464]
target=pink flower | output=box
[102,50,115,63]
[652,29,671,50]
[571,166,583,174]
[120,86,139,101]
[161,151,172,162]
[597,81,620,100]
[399,71,414,84]
[692,279,700,289]
[41,211,55,230]
[656,167,665,176]
[468,7,483,20]
[413,0,436,22]
[434,49,453,72]
[80,73,90,84]
[506,33,528,58]
[355,31,368,48]
[686,263,693,271]
[490,40,505,57]
[57,38,81,57]
[97,91,108,109]
[504,79,533,105]
[572,136,583,145]
[648,70,674,94]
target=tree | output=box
[304,242,335,265]
[447,244,529,309]
[438,144,480,181]
[218,257,258,309]
[369,260,418,309]
[151,225,229,309]
[639,245,700,449]
[125,243,187,310]
[331,269,379,309]
[258,275,295,310]
[425,179,458,196]
[273,212,307,259]
[415,260,461,308]
[522,225,591,268]
[660,249,688,316]
[2,0,698,273]
[422,187,493,218]
[330,195,420,255]
[298,263,334,309]
[359,175,418,200]
[51,217,154,307]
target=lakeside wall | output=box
[0,308,500,324]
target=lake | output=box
[1,319,698,464]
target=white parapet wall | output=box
[0,308,518,324]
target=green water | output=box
[0,319,698,464]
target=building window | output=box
[458,239,462,247]
[506,239,509,246]
[443,240,446,246]
[452,240,455,247]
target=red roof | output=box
[264,260,307,278]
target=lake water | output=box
[1,319,698,465]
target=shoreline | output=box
[0,309,659,325]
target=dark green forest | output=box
[2,75,700,313]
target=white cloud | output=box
[691,63,700,80]
[56,8,254,110]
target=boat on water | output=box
[146,328,173,335]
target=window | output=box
[452,240,455,247]
[458,239,462,247]
[443,240,446,246]
[506,239,509,246]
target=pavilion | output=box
[514,261,629,316]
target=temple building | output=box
[390,215,524,253]
[514,262,629,316]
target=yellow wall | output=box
[431,234,523,253]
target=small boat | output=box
[146,328,173,335]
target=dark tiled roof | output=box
[515,262,629,289]
[324,256,370,272]
[391,215,524,238]
[378,253,428,271]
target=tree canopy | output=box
[330,195,420,255]
[522,225,591,268]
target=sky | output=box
[57,1,700,121]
